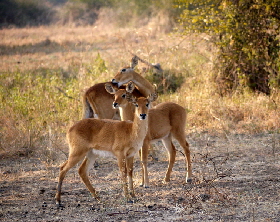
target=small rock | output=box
[39,189,45,194]
[199,194,211,202]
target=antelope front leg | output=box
[126,156,135,198]
[117,156,130,202]
[78,157,100,201]
[140,140,150,188]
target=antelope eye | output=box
[121,68,126,72]
[146,103,149,107]
[121,94,126,98]
[135,104,139,107]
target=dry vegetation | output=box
[0,16,280,221]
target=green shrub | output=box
[176,0,280,95]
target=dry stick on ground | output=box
[188,152,232,205]
[197,152,231,179]
[107,210,149,216]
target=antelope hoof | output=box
[94,196,101,202]
[56,201,64,208]
[126,198,134,204]
[152,157,159,161]
[186,178,192,183]
[164,177,170,183]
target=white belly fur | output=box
[91,149,115,158]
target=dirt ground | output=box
[1,132,279,221]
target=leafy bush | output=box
[176,0,280,95]
[0,0,181,28]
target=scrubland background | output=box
[1,0,279,156]
[0,0,279,221]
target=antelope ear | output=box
[153,83,158,93]
[105,82,117,94]
[152,63,163,73]
[130,55,138,69]
[148,92,158,103]
[126,81,135,94]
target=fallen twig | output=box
[54,86,78,100]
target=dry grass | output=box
[1,23,279,156]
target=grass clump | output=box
[0,51,113,158]
[0,68,78,155]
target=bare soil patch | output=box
[1,133,279,221]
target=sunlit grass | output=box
[0,24,279,158]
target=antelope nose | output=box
[113,102,118,108]
[112,79,116,83]
[140,114,147,120]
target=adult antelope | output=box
[82,55,155,119]
[55,84,157,206]
[112,68,156,97]
[112,56,157,98]
[105,83,192,188]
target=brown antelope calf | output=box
[105,83,192,188]
[55,84,157,206]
